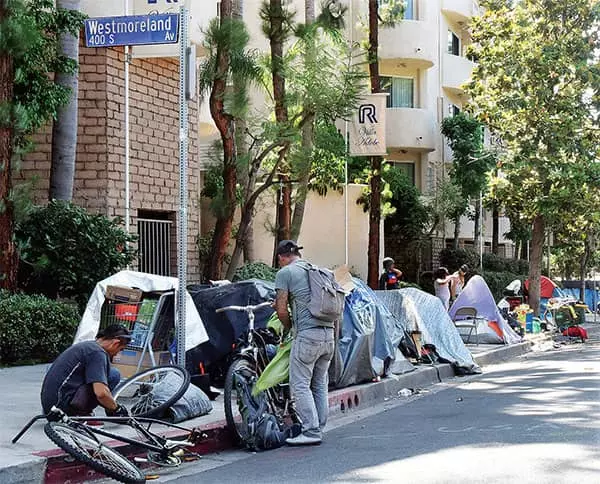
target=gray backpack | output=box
[301,262,346,322]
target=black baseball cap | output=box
[98,324,132,341]
[276,240,303,256]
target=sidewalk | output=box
[0,331,551,484]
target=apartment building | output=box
[19,0,514,282]
[352,0,514,258]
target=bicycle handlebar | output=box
[215,301,273,313]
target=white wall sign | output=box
[349,93,388,157]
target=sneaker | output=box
[285,433,322,446]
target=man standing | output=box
[41,324,131,417]
[274,240,335,446]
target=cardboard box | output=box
[112,349,171,378]
[105,285,143,303]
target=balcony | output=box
[379,21,436,70]
[442,0,478,25]
[442,53,475,95]
[385,108,435,152]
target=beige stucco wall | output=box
[249,184,376,279]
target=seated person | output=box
[379,257,403,290]
[41,324,131,417]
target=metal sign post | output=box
[176,5,189,368]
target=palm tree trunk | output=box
[367,0,382,289]
[204,0,237,281]
[269,0,292,253]
[453,216,460,250]
[49,0,80,201]
[290,0,316,241]
[0,3,17,290]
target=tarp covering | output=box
[375,289,480,374]
[560,280,600,311]
[330,279,414,388]
[449,275,521,345]
[187,280,276,373]
[75,270,208,351]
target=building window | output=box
[448,104,460,116]
[393,162,416,186]
[447,30,460,56]
[382,76,415,108]
[137,210,174,277]
[403,0,415,20]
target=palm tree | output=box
[49,0,80,201]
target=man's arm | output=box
[92,382,118,411]
[275,289,292,333]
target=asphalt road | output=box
[167,339,600,484]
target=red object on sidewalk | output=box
[562,326,588,340]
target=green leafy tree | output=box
[466,0,600,313]
[441,113,493,250]
[0,0,84,290]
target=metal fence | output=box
[137,218,173,276]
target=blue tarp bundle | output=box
[330,278,414,388]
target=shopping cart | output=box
[101,291,174,374]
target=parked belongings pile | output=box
[449,275,522,345]
[329,278,415,388]
[187,280,276,379]
[376,288,481,375]
[560,280,599,315]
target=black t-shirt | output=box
[40,341,110,414]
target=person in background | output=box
[274,240,335,446]
[379,257,403,290]
[451,264,469,302]
[434,267,455,310]
[41,324,131,417]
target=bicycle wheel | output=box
[224,358,256,444]
[44,422,145,484]
[113,365,190,418]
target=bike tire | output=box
[224,358,256,444]
[44,422,145,484]
[113,365,191,418]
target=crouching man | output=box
[41,324,131,417]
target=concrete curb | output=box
[0,456,46,484]
[20,340,537,483]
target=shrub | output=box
[482,253,529,275]
[232,262,278,282]
[0,293,80,365]
[479,271,524,301]
[16,201,136,308]
[439,248,480,272]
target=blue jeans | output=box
[289,327,335,439]
[68,366,121,415]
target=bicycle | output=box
[217,301,297,444]
[112,364,191,418]
[12,406,206,484]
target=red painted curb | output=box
[44,420,234,484]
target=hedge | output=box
[0,293,80,365]
[232,262,278,283]
[478,271,524,301]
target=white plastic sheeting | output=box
[74,270,208,351]
[449,275,521,345]
[376,289,480,373]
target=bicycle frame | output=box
[13,408,204,456]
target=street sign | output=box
[84,13,179,48]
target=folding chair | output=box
[452,307,482,345]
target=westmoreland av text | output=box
[85,14,179,47]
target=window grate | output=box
[137,218,173,276]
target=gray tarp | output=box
[375,288,480,374]
[330,279,414,388]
